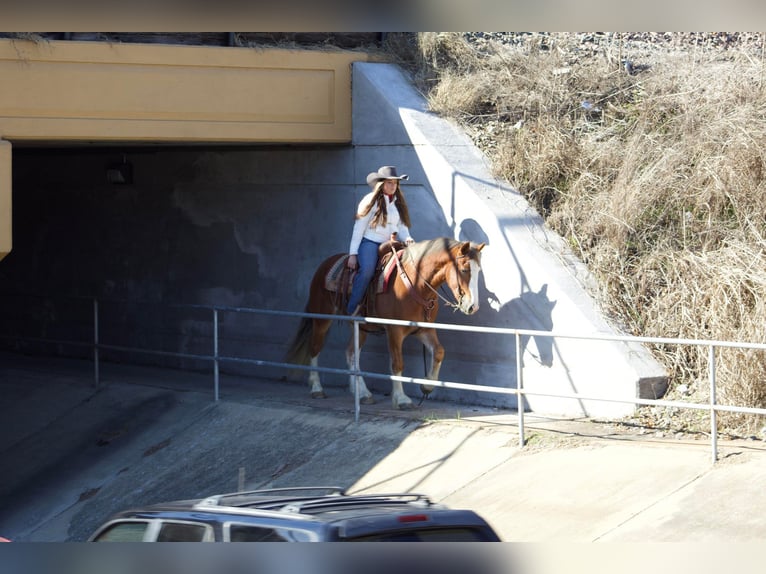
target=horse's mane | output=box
[405,237,458,262]
[405,237,482,262]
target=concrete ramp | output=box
[352,62,667,418]
[2,354,765,544]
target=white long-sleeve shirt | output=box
[348,191,413,255]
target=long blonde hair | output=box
[357,180,412,228]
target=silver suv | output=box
[88,486,501,542]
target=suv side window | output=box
[228,524,287,542]
[226,523,315,542]
[92,521,150,542]
[93,520,213,542]
[156,521,211,542]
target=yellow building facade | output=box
[0,37,371,259]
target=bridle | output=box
[389,243,466,320]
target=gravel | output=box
[462,32,765,56]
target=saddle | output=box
[325,241,406,311]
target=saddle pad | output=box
[324,252,402,294]
[325,255,351,293]
[378,251,400,292]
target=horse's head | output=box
[447,240,486,315]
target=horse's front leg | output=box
[345,329,374,404]
[415,328,445,396]
[387,327,415,410]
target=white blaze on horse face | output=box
[460,259,481,314]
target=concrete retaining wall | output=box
[350,62,667,416]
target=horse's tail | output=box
[284,310,313,366]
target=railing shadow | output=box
[1,293,765,463]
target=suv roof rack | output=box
[280,493,435,514]
[196,486,344,508]
[194,488,437,514]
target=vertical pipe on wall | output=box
[516,332,525,448]
[0,140,11,261]
[94,298,100,387]
[213,308,220,402]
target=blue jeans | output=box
[347,238,380,314]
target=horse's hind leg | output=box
[345,330,374,404]
[308,318,333,399]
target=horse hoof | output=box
[311,391,327,399]
[361,396,376,405]
[396,402,416,411]
[419,384,434,396]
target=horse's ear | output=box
[460,241,485,256]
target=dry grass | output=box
[387,32,766,435]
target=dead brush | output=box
[387,33,766,436]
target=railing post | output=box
[93,298,100,387]
[353,319,360,423]
[709,344,718,463]
[516,331,525,448]
[213,308,220,402]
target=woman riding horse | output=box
[346,166,415,316]
[287,235,486,410]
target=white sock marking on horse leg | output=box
[346,347,372,399]
[308,356,323,395]
[391,374,412,408]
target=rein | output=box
[390,243,462,319]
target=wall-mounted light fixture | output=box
[106,155,133,184]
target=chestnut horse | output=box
[286,237,485,409]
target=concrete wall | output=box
[1,146,352,370]
[0,143,461,404]
[0,141,10,259]
[0,61,668,418]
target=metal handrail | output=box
[3,296,766,463]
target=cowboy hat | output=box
[366,166,409,187]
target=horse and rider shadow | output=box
[458,218,557,370]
